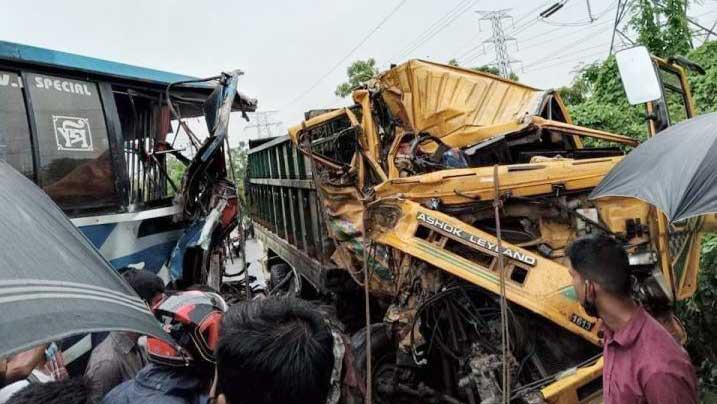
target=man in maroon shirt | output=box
[566,234,698,404]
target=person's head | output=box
[146,291,227,382]
[6,377,96,404]
[120,268,165,308]
[214,297,335,404]
[566,234,632,317]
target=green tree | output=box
[629,0,692,57]
[562,57,648,142]
[684,40,717,114]
[559,2,715,394]
[335,58,379,97]
[631,0,665,55]
[166,155,187,195]
[678,234,717,400]
[662,0,693,57]
[561,39,717,401]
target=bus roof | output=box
[0,40,201,86]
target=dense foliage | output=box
[559,0,717,396]
[680,234,717,397]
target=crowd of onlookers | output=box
[0,268,364,404]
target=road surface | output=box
[223,237,267,290]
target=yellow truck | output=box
[247,53,710,403]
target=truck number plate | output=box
[570,313,595,331]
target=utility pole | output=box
[244,110,283,139]
[477,10,521,78]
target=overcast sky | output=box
[1,0,715,146]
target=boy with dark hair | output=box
[5,377,96,404]
[213,297,344,404]
[119,268,166,307]
[566,234,697,404]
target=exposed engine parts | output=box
[247,59,705,403]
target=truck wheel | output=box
[351,324,412,404]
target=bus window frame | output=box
[98,81,130,207]
[2,63,130,215]
[0,69,38,181]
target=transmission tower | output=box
[477,9,521,78]
[609,0,633,55]
[244,110,283,139]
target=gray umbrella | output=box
[590,112,717,223]
[0,162,169,358]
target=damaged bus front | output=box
[0,40,256,284]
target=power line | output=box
[539,0,616,26]
[523,2,717,74]
[282,0,408,108]
[463,8,614,67]
[525,22,613,68]
[523,49,605,72]
[507,16,614,57]
[393,0,478,61]
[456,2,550,63]
[523,42,606,69]
[458,0,615,67]
[394,0,474,60]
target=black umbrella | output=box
[590,112,717,223]
[0,162,169,358]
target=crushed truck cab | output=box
[249,59,703,403]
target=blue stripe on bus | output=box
[0,40,201,86]
[78,223,117,249]
[109,240,178,273]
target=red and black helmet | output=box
[146,290,228,367]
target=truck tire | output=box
[351,323,408,404]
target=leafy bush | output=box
[561,37,717,399]
[678,234,717,399]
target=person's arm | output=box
[0,358,7,386]
[5,345,46,384]
[644,372,698,404]
[85,359,122,398]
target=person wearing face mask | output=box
[565,234,697,404]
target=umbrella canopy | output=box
[590,112,717,223]
[0,162,169,358]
